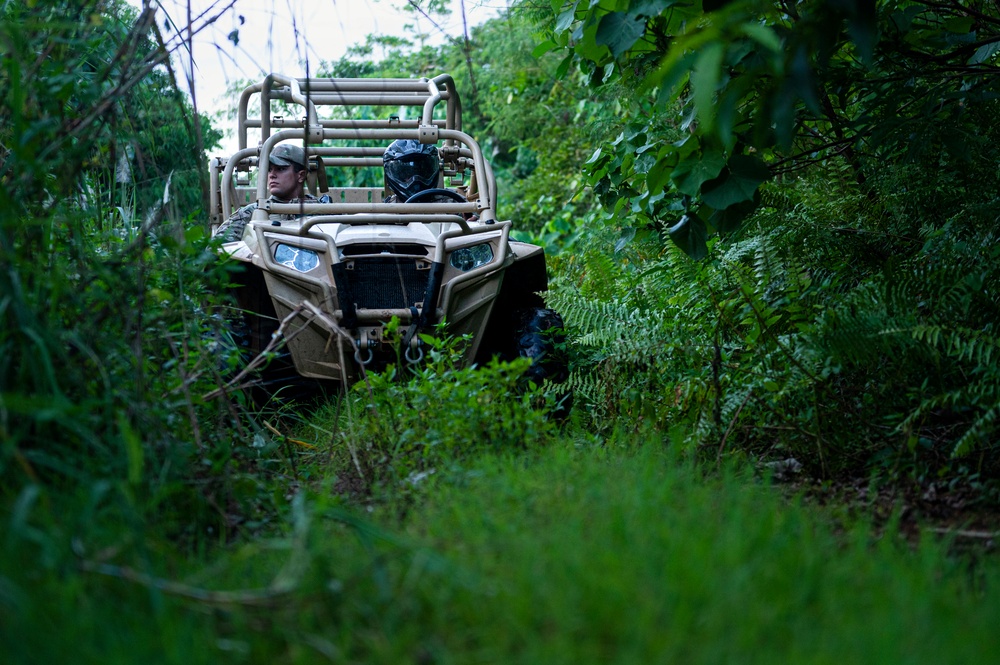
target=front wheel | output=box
[514,307,571,418]
[515,308,569,385]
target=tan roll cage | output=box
[208,73,498,230]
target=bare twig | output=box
[299,300,373,397]
[264,420,317,450]
[926,527,999,540]
[297,301,371,483]
[79,560,297,607]
[37,0,238,164]
[148,0,213,219]
[458,0,480,119]
[717,389,753,467]
[202,304,314,401]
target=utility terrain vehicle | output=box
[209,74,566,393]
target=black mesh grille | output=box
[345,258,429,310]
[342,243,427,256]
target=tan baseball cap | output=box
[269,143,306,167]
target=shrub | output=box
[313,331,562,496]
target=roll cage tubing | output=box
[227,73,498,225]
[249,127,495,224]
[236,73,462,150]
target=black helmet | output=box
[383,139,440,201]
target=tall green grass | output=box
[376,442,999,664]
[4,433,997,664]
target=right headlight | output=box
[450,243,494,272]
[274,243,320,273]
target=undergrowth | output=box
[549,173,1000,487]
[4,436,999,664]
[305,332,564,499]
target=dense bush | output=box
[0,0,257,551]
[550,171,1000,480]
[311,330,562,496]
[523,0,1000,484]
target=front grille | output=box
[342,243,428,257]
[345,258,429,310]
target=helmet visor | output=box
[385,154,438,184]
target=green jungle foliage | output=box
[0,0,251,544]
[309,330,560,498]
[529,0,1000,480]
[540,0,1000,255]
[5,439,1000,664]
[1,0,999,661]
[319,7,611,242]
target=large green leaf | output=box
[555,3,579,32]
[671,149,726,196]
[595,11,647,58]
[532,40,557,58]
[691,42,725,133]
[574,22,612,63]
[708,192,759,233]
[969,41,1000,65]
[667,213,708,260]
[646,158,673,195]
[555,53,574,78]
[943,16,975,33]
[630,0,672,18]
[700,155,770,209]
[740,23,782,52]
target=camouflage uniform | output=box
[214,193,318,243]
[215,143,316,243]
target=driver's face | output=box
[267,162,304,201]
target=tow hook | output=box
[401,310,424,364]
[354,329,375,366]
[404,336,424,364]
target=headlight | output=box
[450,243,494,272]
[274,244,320,273]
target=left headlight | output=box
[274,244,320,273]
[450,243,494,272]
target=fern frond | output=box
[953,404,1000,457]
[901,325,999,365]
[898,372,999,458]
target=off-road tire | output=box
[515,307,571,418]
[515,308,568,384]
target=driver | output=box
[382,139,441,203]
